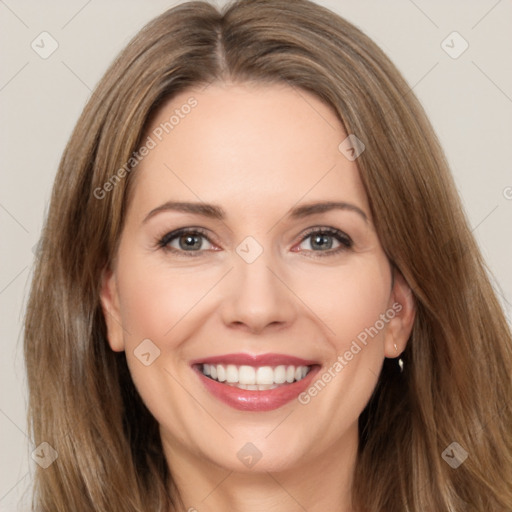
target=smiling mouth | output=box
[197,363,312,390]
[191,353,321,411]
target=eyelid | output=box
[297,225,352,241]
[292,226,353,256]
[156,225,353,257]
[157,227,219,255]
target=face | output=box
[101,82,414,475]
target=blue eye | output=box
[156,226,353,258]
[158,228,214,254]
[297,228,353,255]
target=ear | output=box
[99,267,125,352]
[383,270,416,358]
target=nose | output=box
[219,250,297,335]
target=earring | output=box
[394,343,404,372]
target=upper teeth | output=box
[202,364,310,385]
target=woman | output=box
[24,0,512,510]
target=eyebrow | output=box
[143,200,368,224]
[143,201,226,223]
[290,201,368,222]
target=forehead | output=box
[130,82,369,218]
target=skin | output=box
[101,82,415,512]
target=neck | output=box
[163,424,358,512]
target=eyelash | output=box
[297,226,353,258]
[156,226,353,258]
[156,227,213,257]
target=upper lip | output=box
[190,353,319,367]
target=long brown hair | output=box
[24,0,512,510]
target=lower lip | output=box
[194,365,321,411]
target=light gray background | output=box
[1,1,511,509]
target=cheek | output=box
[116,253,217,345]
[113,252,211,433]
[292,256,391,350]
[291,260,391,441]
